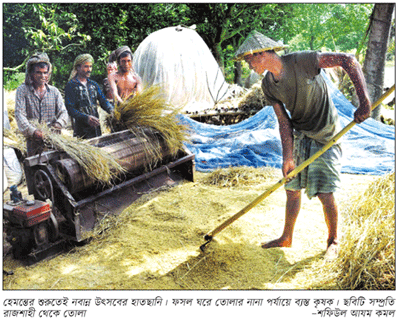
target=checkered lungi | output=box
[285,132,342,199]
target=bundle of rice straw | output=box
[334,172,395,290]
[106,85,188,162]
[36,122,125,185]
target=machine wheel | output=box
[33,222,49,247]
[33,169,53,201]
[48,211,60,242]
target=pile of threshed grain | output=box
[2,167,388,290]
[292,172,395,290]
[106,85,188,163]
[3,166,285,290]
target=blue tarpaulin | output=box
[179,72,394,175]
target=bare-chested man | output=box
[107,46,143,104]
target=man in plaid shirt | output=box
[15,53,68,157]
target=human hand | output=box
[33,130,44,141]
[87,115,100,127]
[52,122,62,130]
[50,122,62,134]
[354,97,372,123]
[282,159,296,181]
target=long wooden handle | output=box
[204,85,395,240]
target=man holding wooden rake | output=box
[235,31,371,260]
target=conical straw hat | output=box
[234,31,288,61]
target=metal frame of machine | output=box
[4,129,195,264]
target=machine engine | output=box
[3,186,65,263]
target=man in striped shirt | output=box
[15,53,68,157]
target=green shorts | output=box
[285,133,342,199]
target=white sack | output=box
[4,103,11,130]
[133,26,230,112]
[3,147,23,187]
[3,167,8,193]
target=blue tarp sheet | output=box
[179,72,395,175]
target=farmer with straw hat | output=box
[106,45,143,104]
[65,54,114,139]
[235,31,371,259]
[15,52,68,156]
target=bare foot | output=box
[325,241,339,261]
[261,237,292,249]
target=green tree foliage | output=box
[3,3,375,89]
[53,3,191,85]
[181,3,290,81]
[3,3,90,69]
[281,3,373,52]
[3,3,90,88]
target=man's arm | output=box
[273,101,295,178]
[317,52,371,123]
[135,75,143,94]
[107,72,123,104]
[95,81,114,114]
[54,88,69,128]
[14,85,37,137]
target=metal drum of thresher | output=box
[54,129,170,194]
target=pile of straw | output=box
[212,82,267,113]
[4,90,27,155]
[335,172,395,290]
[37,123,125,184]
[237,82,268,111]
[201,166,277,188]
[106,86,188,160]
[3,128,27,156]
[296,172,395,290]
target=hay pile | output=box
[201,166,276,188]
[335,172,395,290]
[5,90,17,126]
[237,82,268,110]
[3,128,27,156]
[107,86,188,159]
[213,81,267,112]
[291,172,395,290]
[4,91,26,154]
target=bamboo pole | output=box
[201,85,395,250]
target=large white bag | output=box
[3,147,23,187]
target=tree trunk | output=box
[363,3,394,120]
[234,61,242,86]
[212,42,224,74]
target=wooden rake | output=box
[200,84,395,251]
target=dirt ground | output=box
[2,167,377,290]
